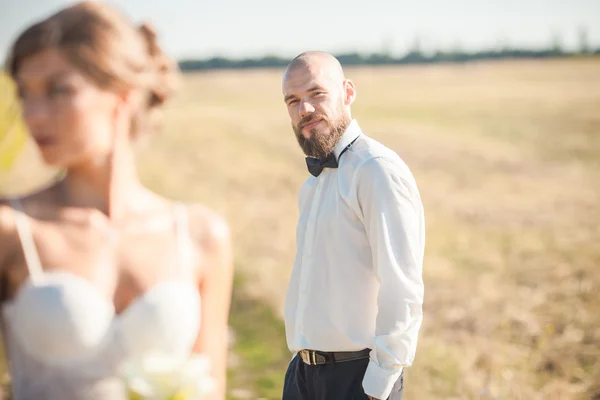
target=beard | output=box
[293,110,351,159]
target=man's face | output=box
[283,64,351,158]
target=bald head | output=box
[282,51,356,159]
[283,51,345,86]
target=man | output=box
[281,51,425,400]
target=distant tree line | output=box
[178,46,600,71]
[179,29,600,71]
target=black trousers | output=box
[282,355,404,400]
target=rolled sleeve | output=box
[363,362,403,399]
[354,157,425,399]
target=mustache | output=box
[298,115,328,130]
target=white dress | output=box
[1,200,201,400]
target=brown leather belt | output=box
[298,348,370,366]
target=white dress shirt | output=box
[284,119,425,400]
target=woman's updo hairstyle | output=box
[7,1,179,137]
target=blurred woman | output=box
[0,2,233,399]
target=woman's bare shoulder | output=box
[179,202,232,278]
[0,184,61,237]
[183,203,231,246]
[0,198,16,234]
[0,198,20,271]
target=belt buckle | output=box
[299,350,325,365]
[299,350,312,365]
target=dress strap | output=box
[9,199,45,285]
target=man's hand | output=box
[368,397,380,400]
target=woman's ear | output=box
[110,88,139,142]
[117,87,143,113]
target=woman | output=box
[0,2,233,399]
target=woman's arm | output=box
[189,205,234,400]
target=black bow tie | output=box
[305,136,360,177]
[305,153,338,177]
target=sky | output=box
[1,0,599,61]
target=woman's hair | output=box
[6,1,179,137]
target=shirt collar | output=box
[333,119,362,161]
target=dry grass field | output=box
[1,57,599,399]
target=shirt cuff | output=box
[362,360,403,399]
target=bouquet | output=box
[120,352,216,400]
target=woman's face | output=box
[15,48,123,167]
